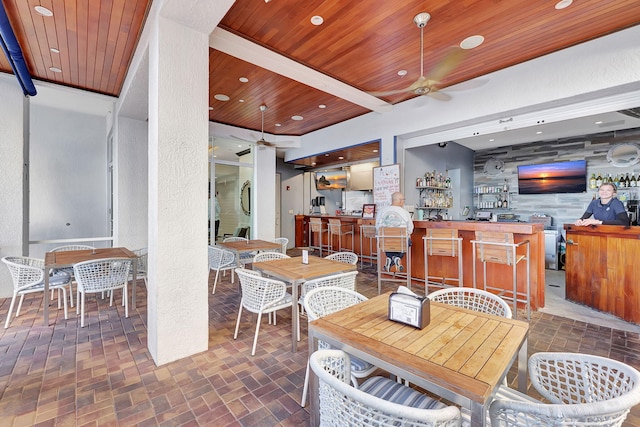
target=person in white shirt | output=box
[375,192,413,272]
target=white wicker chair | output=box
[253,251,290,263]
[73,258,132,327]
[324,251,358,265]
[310,349,462,427]
[208,245,236,294]
[2,256,70,328]
[489,352,640,427]
[300,286,374,406]
[131,247,148,288]
[273,237,289,254]
[299,270,359,318]
[50,244,95,307]
[427,287,512,318]
[234,268,298,356]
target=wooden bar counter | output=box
[413,221,546,311]
[564,224,640,324]
[296,215,546,310]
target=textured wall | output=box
[474,127,640,231]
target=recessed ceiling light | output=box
[237,144,243,148]
[208,106,214,110]
[239,77,248,83]
[275,123,281,127]
[310,15,324,26]
[291,115,303,121]
[49,67,62,73]
[536,131,542,135]
[460,35,484,50]
[50,47,60,54]
[373,149,379,153]
[338,156,344,160]
[319,104,326,109]
[311,162,316,166]
[214,94,230,101]
[489,139,495,142]
[555,0,573,10]
[325,154,330,157]
[397,70,407,77]
[238,99,245,103]
[595,120,603,125]
[34,6,53,16]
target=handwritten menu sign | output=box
[373,164,401,208]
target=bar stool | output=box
[377,227,411,294]
[423,228,463,293]
[471,231,531,320]
[359,223,378,269]
[308,217,329,256]
[327,218,354,254]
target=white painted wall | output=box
[29,104,109,257]
[0,77,27,298]
[114,116,148,250]
[252,146,276,240]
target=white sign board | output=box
[373,164,401,209]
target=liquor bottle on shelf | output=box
[589,173,597,189]
[596,173,603,187]
[502,179,508,192]
[631,174,637,188]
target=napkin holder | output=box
[388,292,430,329]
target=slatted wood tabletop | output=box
[253,256,357,353]
[308,292,529,427]
[217,239,282,254]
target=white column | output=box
[0,77,27,297]
[253,146,276,241]
[147,16,209,365]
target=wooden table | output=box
[217,239,282,267]
[253,256,357,353]
[43,247,138,326]
[308,293,529,426]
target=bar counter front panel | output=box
[297,215,545,310]
[564,224,640,324]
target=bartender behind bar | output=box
[574,183,630,226]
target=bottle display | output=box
[416,170,453,210]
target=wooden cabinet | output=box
[564,224,640,324]
[295,215,308,248]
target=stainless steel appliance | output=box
[627,200,638,225]
[544,229,559,270]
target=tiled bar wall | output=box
[473,127,640,232]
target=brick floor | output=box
[1,262,639,426]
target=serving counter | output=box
[564,224,640,324]
[296,215,546,310]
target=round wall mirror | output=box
[240,180,251,216]
[606,143,640,167]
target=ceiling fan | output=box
[231,104,297,149]
[370,12,467,99]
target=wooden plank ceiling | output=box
[2,0,640,168]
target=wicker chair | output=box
[427,287,512,318]
[234,268,297,356]
[73,258,132,327]
[324,251,358,265]
[2,256,71,328]
[273,237,289,254]
[300,286,374,407]
[489,352,640,426]
[50,244,95,307]
[309,349,462,426]
[208,245,236,294]
[253,251,290,263]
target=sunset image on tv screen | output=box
[517,160,586,194]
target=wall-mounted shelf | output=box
[416,186,453,209]
[474,191,511,210]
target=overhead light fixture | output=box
[214,94,230,101]
[397,70,407,76]
[292,115,303,121]
[318,104,326,109]
[208,106,213,110]
[310,15,324,26]
[373,149,379,153]
[338,156,344,160]
[555,0,573,10]
[49,67,62,73]
[536,131,542,135]
[460,35,484,50]
[34,6,53,16]
[239,77,248,83]
[50,47,60,54]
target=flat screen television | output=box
[517,160,587,194]
[315,170,348,190]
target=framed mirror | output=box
[240,180,251,216]
[606,142,640,167]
